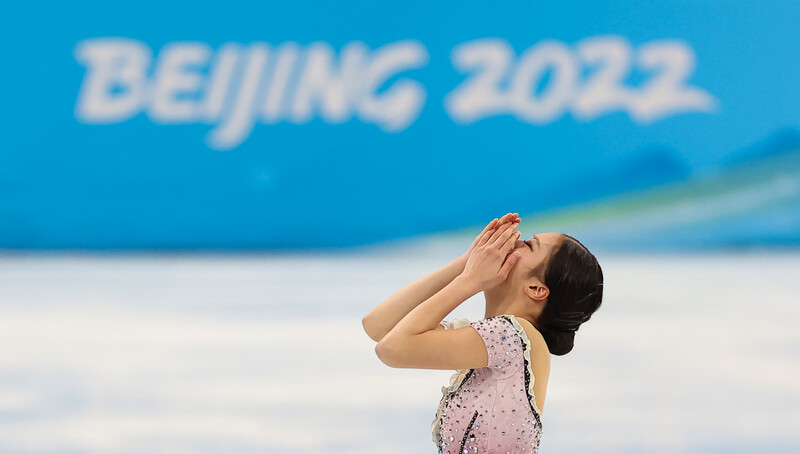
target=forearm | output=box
[362,254,467,342]
[380,274,478,343]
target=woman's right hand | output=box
[460,219,521,292]
[459,212,520,267]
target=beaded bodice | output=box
[430,315,544,454]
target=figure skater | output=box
[362,212,603,453]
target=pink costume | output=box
[430,315,544,454]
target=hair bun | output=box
[550,310,584,330]
[535,234,603,356]
[539,325,576,355]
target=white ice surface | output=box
[0,245,798,453]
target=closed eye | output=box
[524,239,533,250]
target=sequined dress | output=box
[430,315,544,454]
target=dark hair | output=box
[533,234,603,356]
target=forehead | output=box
[534,232,563,247]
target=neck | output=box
[483,289,542,328]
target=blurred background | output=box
[1,1,799,452]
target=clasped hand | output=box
[460,212,521,292]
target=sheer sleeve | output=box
[469,316,522,375]
[439,317,472,331]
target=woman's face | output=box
[508,232,564,284]
[484,231,565,309]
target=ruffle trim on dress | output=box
[430,367,474,448]
[430,317,473,448]
[499,314,544,435]
[438,317,472,331]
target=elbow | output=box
[362,315,377,342]
[362,315,385,343]
[375,338,400,367]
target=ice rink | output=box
[1,243,798,453]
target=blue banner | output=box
[1,1,799,250]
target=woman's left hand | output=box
[460,218,521,292]
[460,213,519,264]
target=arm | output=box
[362,212,519,342]
[375,274,485,369]
[362,254,467,342]
[375,218,521,370]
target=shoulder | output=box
[471,316,549,358]
[512,317,551,363]
[512,316,551,412]
[512,316,544,344]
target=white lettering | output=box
[445,37,717,125]
[630,40,718,123]
[260,42,300,123]
[444,39,513,124]
[509,40,578,123]
[572,36,635,121]
[207,44,270,150]
[290,41,367,124]
[149,42,210,122]
[72,36,716,150]
[357,40,428,132]
[202,43,242,122]
[74,38,150,122]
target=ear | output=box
[525,284,549,301]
